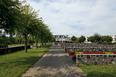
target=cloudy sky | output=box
[21,0,116,37]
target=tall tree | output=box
[30,19,42,49]
[71,36,77,42]
[88,33,101,43]
[0,0,22,34]
[16,4,38,53]
[79,35,86,43]
[101,36,113,43]
[88,36,94,42]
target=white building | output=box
[54,35,71,43]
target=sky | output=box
[20,0,116,37]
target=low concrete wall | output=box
[76,54,116,65]
[0,45,8,48]
[0,45,30,54]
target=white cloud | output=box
[21,0,116,37]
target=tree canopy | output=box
[71,36,77,42]
[101,36,113,43]
[0,0,54,53]
[78,35,86,43]
[88,33,113,44]
[88,33,101,43]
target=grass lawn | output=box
[8,44,24,46]
[0,43,52,77]
[8,43,44,46]
[80,65,116,77]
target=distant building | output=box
[54,35,71,43]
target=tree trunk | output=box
[41,39,43,46]
[25,35,27,53]
[45,42,46,45]
[36,40,38,49]
[42,42,43,46]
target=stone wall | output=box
[76,54,116,65]
[62,43,116,52]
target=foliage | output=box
[101,36,113,43]
[79,35,86,43]
[71,36,77,42]
[88,36,94,42]
[88,33,101,43]
[93,33,101,43]
[0,0,22,34]
[0,0,54,52]
[0,34,24,44]
[88,33,113,44]
[0,34,8,44]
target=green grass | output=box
[80,65,116,77]
[8,44,24,46]
[0,43,52,77]
[8,43,47,46]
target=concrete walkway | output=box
[22,45,86,77]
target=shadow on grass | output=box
[87,71,115,77]
[0,56,42,77]
[0,56,40,66]
[28,51,47,53]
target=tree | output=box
[79,35,86,43]
[30,19,43,48]
[71,36,77,42]
[16,4,39,53]
[93,33,101,43]
[0,1,54,52]
[50,35,56,42]
[15,32,24,44]
[88,33,101,43]
[101,36,113,43]
[0,0,22,34]
[88,36,94,42]
[39,23,51,46]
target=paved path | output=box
[22,45,86,77]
